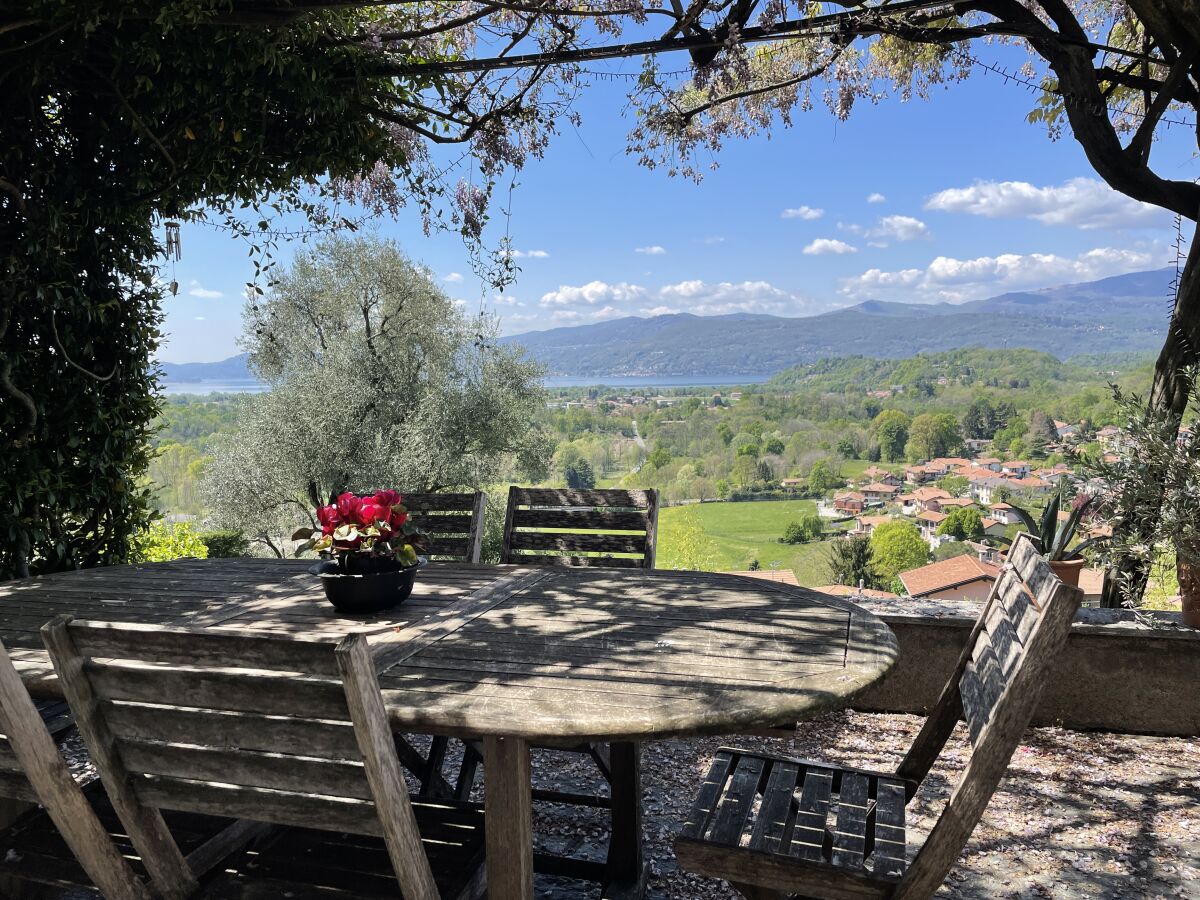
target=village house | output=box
[915,509,947,541]
[980,516,1008,539]
[780,477,806,491]
[904,466,933,484]
[833,490,866,514]
[1000,460,1031,478]
[899,486,952,514]
[988,502,1023,526]
[851,514,893,537]
[899,553,1002,601]
[860,482,901,504]
[858,465,899,485]
[972,457,1002,471]
[937,496,976,509]
[969,476,1012,506]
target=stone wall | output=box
[850,597,1200,736]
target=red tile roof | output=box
[900,555,1001,598]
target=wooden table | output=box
[0,559,898,899]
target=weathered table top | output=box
[0,559,898,743]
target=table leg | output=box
[483,735,533,899]
[604,741,648,900]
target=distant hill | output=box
[501,268,1174,376]
[160,353,252,383]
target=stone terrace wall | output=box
[851,598,1200,736]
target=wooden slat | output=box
[336,633,440,900]
[407,515,473,533]
[483,736,534,900]
[709,756,766,846]
[958,667,989,745]
[872,778,906,879]
[748,760,800,854]
[998,574,1040,644]
[400,493,478,512]
[510,488,651,509]
[85,662,350,721]
[423,537,470,558]
[510,509,649,531]
[983,602,1023,677]
[788,767,833,861]
[118,739,373,801]
[680,752,737,839]
[507,532,648,554]
[0,769,38,803]
[830,773,869,870]
[508,554,645,568]
[135,776,382,836]
[69,621,341,676]
[104,702,361,760]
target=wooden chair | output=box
[402,491,487,564]
[41,618,486,900]
[0,637,150,899]
[501,487,659,568]
[673,534,1084,900]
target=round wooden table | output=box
[0,560,898,900]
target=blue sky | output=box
[162,48,1191,362]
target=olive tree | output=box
[201,236,551,556]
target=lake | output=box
[163,374,774,395]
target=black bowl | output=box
[309,557,426,615]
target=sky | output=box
[160,47,1194,363]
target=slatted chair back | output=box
[0,638,150,899]
[400,492,487,563]
[501,487,659,568]
[41,617,441,900]
[892,533,1084,897]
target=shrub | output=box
[131,522,209,563]
[199,529,250,558]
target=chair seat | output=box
[203,798,487,900]
[673,748,913,900]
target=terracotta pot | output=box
[1176,551,1200,629]
[1048,557,1085,588]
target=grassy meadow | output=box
[656,499,838,586]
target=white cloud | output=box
[541,281,647,306]
[700,236,726,244]
[873,215,930,241]
[925,177,1166,230]
[443,272,464,283]
[193,316,206,321]
[530,277,826,325]
[782,205,824,220]
[867,193,887,204]
[635,245,667,255]
[803,238,858,256]
[507,249,549,259]
[491,293,518,306]
[187,280,223,299]
[840,245,1159,302]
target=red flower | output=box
[372,489,402,509]
[336,492,363,523]
[358,500,388,526]
[316,504,341,535]
[389,507,408,528]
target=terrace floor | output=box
[23,711,1200,899]
[523,711,1200,899]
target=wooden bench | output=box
[41,618,486,900]
[673,534,1084,899]
[501,487,659,568]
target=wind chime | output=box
[164,221,182,295]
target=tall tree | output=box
[200,237,550,556]
[870,520,930,581]
[906,412,964,461]
[827,535,881,589]
[872,409,912,463]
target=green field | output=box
[657,499,837,585]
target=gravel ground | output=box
[495,712,1200,900]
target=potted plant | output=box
[1083,379,1200,626]
[1007,493,1102,588]
[292,490,427,614]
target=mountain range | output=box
[498,268,1174,376]
[161,268,1174,382]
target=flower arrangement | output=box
[293,490,426,574]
